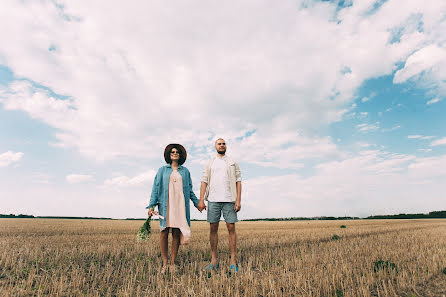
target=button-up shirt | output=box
[208,156,233,202]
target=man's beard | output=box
[217,149,226,155]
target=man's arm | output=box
[234,181,241,212]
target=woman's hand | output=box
[148,208,159,217]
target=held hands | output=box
[197,200,206,212]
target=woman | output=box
[146,144,203,273]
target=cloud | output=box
[361,97,370,102]
[242,150,446,219]
[430,137,446,147]
[408,135,434,140]
[381,125,401,132]
[426,98,441,105]
[357,123,380,132]
[0,0,445,165]
[104,170,156,188]
[417,148,432,153]
[0,151,24,167]
[66,174,94,184]
[189,130,343,170]
[394,45,446,96]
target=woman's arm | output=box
[187,169,200,208]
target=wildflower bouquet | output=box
[136,207,164,241]
[136,213,153,241]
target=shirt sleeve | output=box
[201,160,210,183]
[235,161,241,182]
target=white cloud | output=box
[0,0,445,164]
[66,174,94,184]
[189,130,343,170]
[242,150,446,219]
[408,135,434,140]
[394,45,446,96]
[430,137,446,146]
[381,125,401,132]
[407,134,435,140]
[417,148,432,152]
[357,122,380,132]
[426,98,441,105]
[0,151,24,167]
[104,170,156,188]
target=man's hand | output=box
[234,201,241,212]
[197,200,206,212]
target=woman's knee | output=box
[171,228,181,236]
[160,229,169,238]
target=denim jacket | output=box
[146,165,199,229]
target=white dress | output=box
[165,170,191,245]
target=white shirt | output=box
[207,155,233,202]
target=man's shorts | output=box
[207,201,238,224]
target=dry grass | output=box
[1,218,445,296]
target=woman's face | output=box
[170,148,180,162]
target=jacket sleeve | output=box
[187,169,200,207]
[146,168,162,209]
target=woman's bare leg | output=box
[170,228,181,265]
[160,229,169,268]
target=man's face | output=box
[215,139,226,155]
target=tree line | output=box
[1,210,445,220]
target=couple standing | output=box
[146,138,242,273]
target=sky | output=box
[1,0,445,220]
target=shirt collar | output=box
[215,154,227,160]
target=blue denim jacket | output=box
[146,165,199,229]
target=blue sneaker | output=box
[230,264,238,272]
[202,263,219,271]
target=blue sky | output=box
[1,0,446,219]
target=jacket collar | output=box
[166,164,183,170]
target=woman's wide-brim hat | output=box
[164,143,187,165]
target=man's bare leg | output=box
[210,222,219,265]
[226,223,236,265]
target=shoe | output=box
[202,263,219,271]
[230,264,238,272]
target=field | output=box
[1,219,445,297]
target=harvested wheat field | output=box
[0,218,445,297]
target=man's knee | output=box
[226,223,235,233]
[210,222,219,233]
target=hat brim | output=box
[164,144,187,165]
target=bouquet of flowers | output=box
[136,214,153,241]
[136,207,164,241]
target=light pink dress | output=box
[165,170,191,245]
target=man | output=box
[198,138,242,272]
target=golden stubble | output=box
[0,219,445,297]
